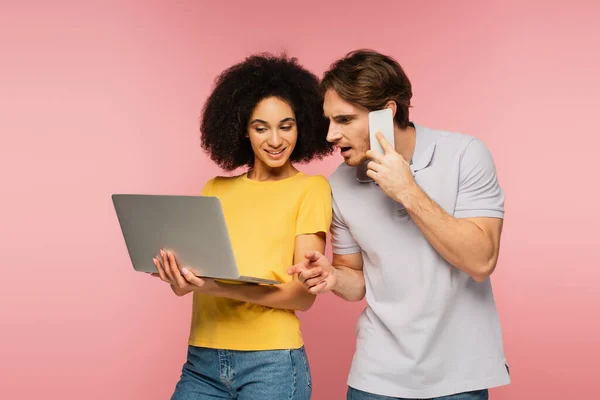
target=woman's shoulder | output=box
[210,173,246,185]
[202,173,246,194]
[300,172,328,182]
[295,173,331,195]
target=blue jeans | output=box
[171,345,312,399]
[347,387,489,400]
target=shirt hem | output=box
[187,339,304,352]
[454,209,504,219]
[332,246,362,255]
[348,374,510,398]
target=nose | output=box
[268,129,284,148]
[326,123,342,143]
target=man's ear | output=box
[384,100,397,118]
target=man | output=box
[289,49,510,399]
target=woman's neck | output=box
[247,161,298,182]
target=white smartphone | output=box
[368,108,395,155]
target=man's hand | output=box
[366,132,417,204]
[151,249,217,296]
[287,251,337,294]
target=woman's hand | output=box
[151,249,218,296]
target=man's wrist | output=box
[396,182,422,210]
[330,266,340,292]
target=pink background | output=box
[2,0,599,398]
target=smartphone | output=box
[355,159,373,183]
[368,108,395,155]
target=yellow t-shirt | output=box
[188,172,332,350]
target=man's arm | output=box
[366,133,504,282]
[401,187,503,281]
[331,252,365,301]
[288,250,365,301]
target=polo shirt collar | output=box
[410,122,436,174]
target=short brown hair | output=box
[321,49,412,128]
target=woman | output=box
[152,53,333,399]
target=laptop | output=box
[111,194,282,285]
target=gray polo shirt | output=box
[329,123,510,398]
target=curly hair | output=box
[200,53,333,171]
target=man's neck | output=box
[394,123,416,163]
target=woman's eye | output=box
[281,125,292,131]
[255,127,266,133]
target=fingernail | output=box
[153,258,157,265]
[160,249,165,257]
[181,268,189,275]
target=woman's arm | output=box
[176,232,326,311]
[205,233,325,311]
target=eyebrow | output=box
[250,117,296,125]
[329,113,355,120]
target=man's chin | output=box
[342,153,367,167]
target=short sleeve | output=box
[331,194,361,255]
[295,176,333,237]
[454,138,505,219]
